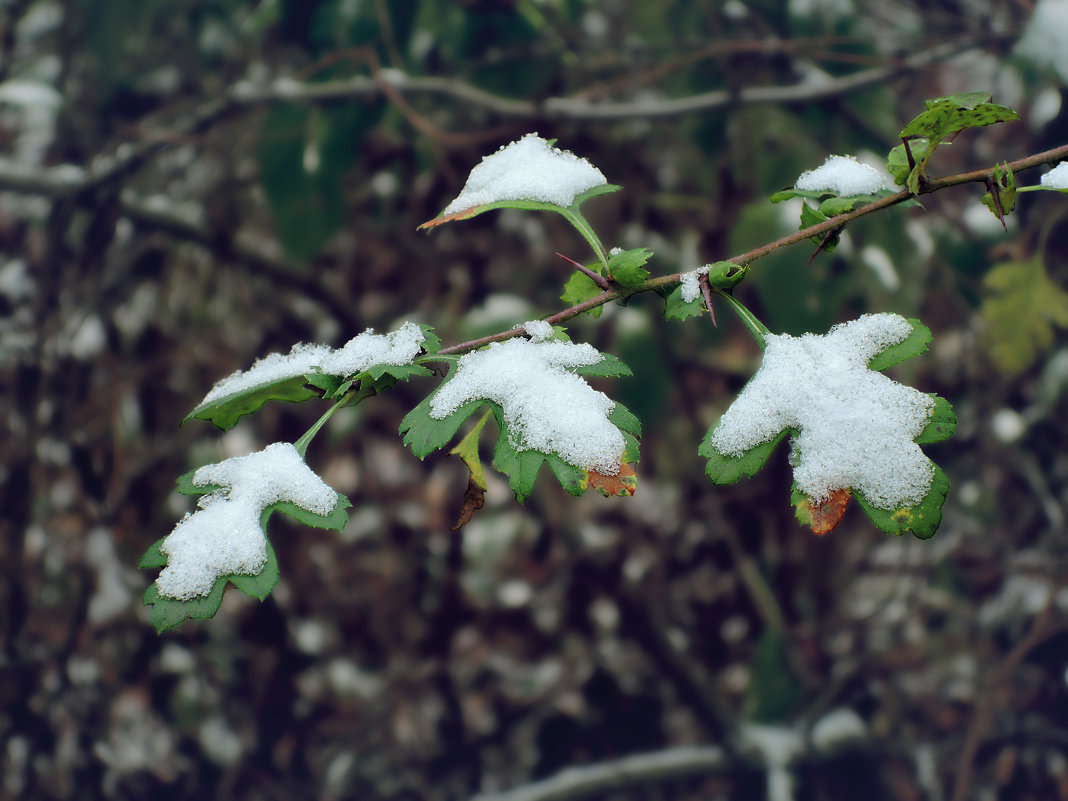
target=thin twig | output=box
[949,593,1067,801]
[435,142,1068,356]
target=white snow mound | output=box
[155,443,338,599]
[710,313,935,509]
[441,134,607,216]
[795,155,891,196]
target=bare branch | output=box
[227,37,989,122]
[468,744,730,801]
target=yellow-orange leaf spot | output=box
[804,488,852,536]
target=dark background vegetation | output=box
[2,1,1068,799]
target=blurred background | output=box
[2,1,1068,799]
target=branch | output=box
[468,744,730,801]
[227,37,987,122]
[118,193,360,329]
[436,142,1068,357]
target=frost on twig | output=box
[154,443,339,600]
[1040,161,1068,189]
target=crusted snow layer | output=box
[680,265,710,303]
[441,134,607,215]
[1041,162,1068,189]
[795,155,891,196]
[201,322,425,404]
[429,339,624,473]
[156,443,338,599]
[522,319,554,342]
[710,313,935,509]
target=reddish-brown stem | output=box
[434,142,1068,357]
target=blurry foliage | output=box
[2,0,1068,798]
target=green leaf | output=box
[421,185,622,228]
[980,257,1068,374]
[663,284,705,321]
[770,187,833,203]
[573,353,634,378]
[546,453,588,496]
[490,412,547,503]
[900,95,1018,140]
[185,375,320,431]
[799,203,838,251]
[854,466,950,539]
[898,95,1018,193]
[706,261,749,290]
[915,395,957,445]
[400,391,487,459]
[608,247,652,286]
[818,194,884,217]
[561,270,605,317]
[143,538,280,634]
[699,429,790,485]
[138,538,168,569]
[887,141,928,186]
[608,402,643,438]
[867,318,932,371]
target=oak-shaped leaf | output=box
[980,257,1068,374]
[186,322,433,430]
[700,314,955,539]
[400,336,641,504]
[141,443,351,633]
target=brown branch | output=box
[436,142,1068,357]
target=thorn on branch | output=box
[699,273,717,326]
[805,229,839,268]
[985,177,1007,230]
[556,251,610,290]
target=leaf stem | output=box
[713,289,769,350]
[560,206,610,271]
[294,395,349,458]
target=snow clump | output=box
[522,319,554,342]
[679,265,711,303]
[429,338,625,474]
[202,322,425,405]
[710,313,935,509]
[1040,162,1068,190]
[156,443,338,599]
[441,133,607,216]
[795,155,891,196]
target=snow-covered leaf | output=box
[186,322,431,430]
[141,444,351,632]
[700,315,954,538]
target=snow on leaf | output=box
[794,155,892,196]
[428,338,626,475]
[187,322,431,430]
[700,314,954,538]
[401,339,641,503]
[144,443,349,607]
[664,284,705,321]
[431,134,609,218]
[1039,162,1068,191]
[980,257,1068,374]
